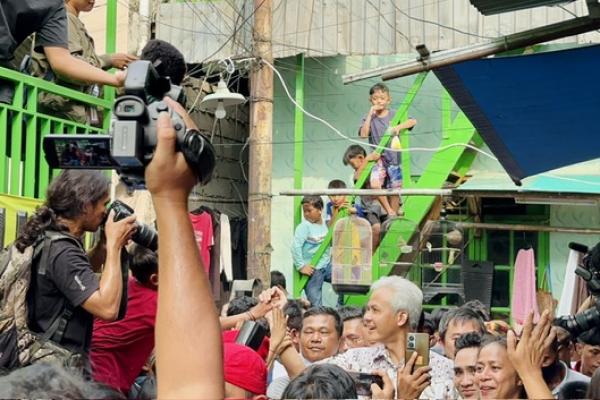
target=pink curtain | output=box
[511,248,540,325]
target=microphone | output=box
[569,242,589,254]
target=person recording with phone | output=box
[322,276,454,399]
[15,170,136,371]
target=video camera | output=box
[43,60,215,188]
[554,241,600,336]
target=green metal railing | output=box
[292,73,483,304]
[293,72,429,297]
[0,0,117,201]
[0,66,112,199]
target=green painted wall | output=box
[270,55,459,304]
[269,51,599,306]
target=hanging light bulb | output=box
[200,77,245,120]
[215,101,226,119]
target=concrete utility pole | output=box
[247,0,273,286]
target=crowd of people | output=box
[1,1,600,399]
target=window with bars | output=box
[418,199,549,322]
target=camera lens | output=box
[110,200,158,251]
[133,223,158,251]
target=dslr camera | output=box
[108,200,158,251]
[554,241,600,335]
[43,60,215,188]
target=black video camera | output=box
[108,200,158,251]
[42,60,215,188]
[554,242,600,336]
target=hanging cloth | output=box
[511,248,540,325]
[220,213,233,282]
[189,212,214,274]
[557,249,581,317]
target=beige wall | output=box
[79,0,130,55]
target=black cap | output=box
[577,326,600,346]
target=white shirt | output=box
[322,344,454,399]
[551,361,590,398]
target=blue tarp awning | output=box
[434,44,600,185]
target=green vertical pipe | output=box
[39,118,51,198]
[10,82,25,196]
[104,0,117,104]
[537,231,550,289]
[400,108,411,188]
[0,108,7,193]
[9,112,22,196]
[292,54,305,298]
[52,121,65,180]
[293,54,305,227]
[24,87,38,197]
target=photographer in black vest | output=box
[15,170,136,368]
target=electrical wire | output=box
[390,1,494,40]
[275,0,452,39]
[184,0,266,72]
[181,0,243,49]
[365,0,413,47]
[261,58,498,160]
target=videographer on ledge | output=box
[15,170,136,370]
[0,0,125,104]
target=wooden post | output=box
[247,0,273,286]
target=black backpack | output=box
[0,231,84,372]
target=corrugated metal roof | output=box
[470,0,576,16]
[156,0,600,63]
[460,160,600,195]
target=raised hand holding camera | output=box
[109,200,158,251]
[104,210,137,250]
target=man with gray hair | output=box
[321,276,454,399]
[439,306,486,360]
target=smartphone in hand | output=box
[348,372,384,397]
[406,332,430,370]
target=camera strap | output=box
[35,231,83,345]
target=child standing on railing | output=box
[358,83,417,215]
[342,145,388,250]
[292,196,331,307]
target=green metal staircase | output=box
[293,71,483,303]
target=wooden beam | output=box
[456,222,600,235]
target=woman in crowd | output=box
[476,311,555,399]
[476,335,525,399]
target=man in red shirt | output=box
[90,244,158,394]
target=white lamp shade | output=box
[201,79,246,111]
